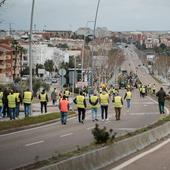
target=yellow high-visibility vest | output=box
[0,92,3,106]
[14,93,20,103]
[64,90,70,97]
[100,93,109,105]
[114,96,122,108]
[90,96,99,108]
[7,94,16,108]
[23,91,32,104]
[142,87,146,93]
[126,91,132,99]
[76,95,85,108]
[40,93,47,102]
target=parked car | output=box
[21,75,29,81]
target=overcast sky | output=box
[0,0,170,31]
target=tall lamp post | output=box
[91,0,101,87]
[81,21,94,82]
[29,0,35,92]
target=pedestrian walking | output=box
[2,88,9,118]
[141,85,146,98]
[152,84,156,94]
[73,91,86,124]
[0,88,3,118]
[89,92,99,121]
[113,92,123,120]
[99,89,109,121]
[64,88,70,100]
[51,88,57,106]
[14,89,22,118]
[59,95,70,125]
[39,89,48,113]
[156,87,167,114]
[7,90,17,120]
[23,89,33,117]
[124,88,132,110]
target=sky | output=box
[0,0,170,31]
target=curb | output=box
[0,114,77,135]
[38,121,170,170]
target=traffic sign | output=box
[59,68,66,76]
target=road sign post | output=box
[59,68,66,91]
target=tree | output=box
[160,43,167,51]
[44,59,54,75]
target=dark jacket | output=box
[156,89,166,102]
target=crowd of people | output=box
[0,78,168,124]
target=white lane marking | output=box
[105,121,111,124]
[60,133,73,138]
[87,126,95,130]
[147,96,170,115]
[25,140,44,147]
[130,112,159,115]
[0,117,77,137]
[110,138,170,170]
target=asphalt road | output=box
[0,89,164,170]
[0,44,168,170]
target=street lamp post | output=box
[29,0,35,92]
[81,21,94,82]
[91,0,101,87]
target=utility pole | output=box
[29,0,35,92]
[91,0,101,87]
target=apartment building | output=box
[0,44,13,81]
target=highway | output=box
[0,44,168,170]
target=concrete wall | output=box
[38,122,170,170]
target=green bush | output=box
[92,124,117,144]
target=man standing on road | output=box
[14,89,22,118]
[51,88,57,106]
[73,91,86,124]
[99,89,109,121]
[156,87,167,114]
[113,92,123,120]
[59,95,70,125]
[89,92,99,121]
[7,90,17,120]
[39,89,48,113]
[124,88,132,111]
[23,89,33,117]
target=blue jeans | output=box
[60,112,68,124]
[126,99,131,109]
[24,104,31,117]
[9,108,16,120]
[0,106,3,118]
[91,108,98,120]
[15,103,20,117]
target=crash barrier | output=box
[38,121,170,170]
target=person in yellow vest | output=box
[0,88,3,119]
[23,88,33,117]
[152,84,156,94]
[99,89,109,121]
[73,91,87,124]
[7,90,17,120]
[141,85,146,98]
[124,88,132,110]
[14,89,22,118]
[113,92,123,120]
[64,88,70,100]
[39,89,48,113]
[89,92,99,121]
